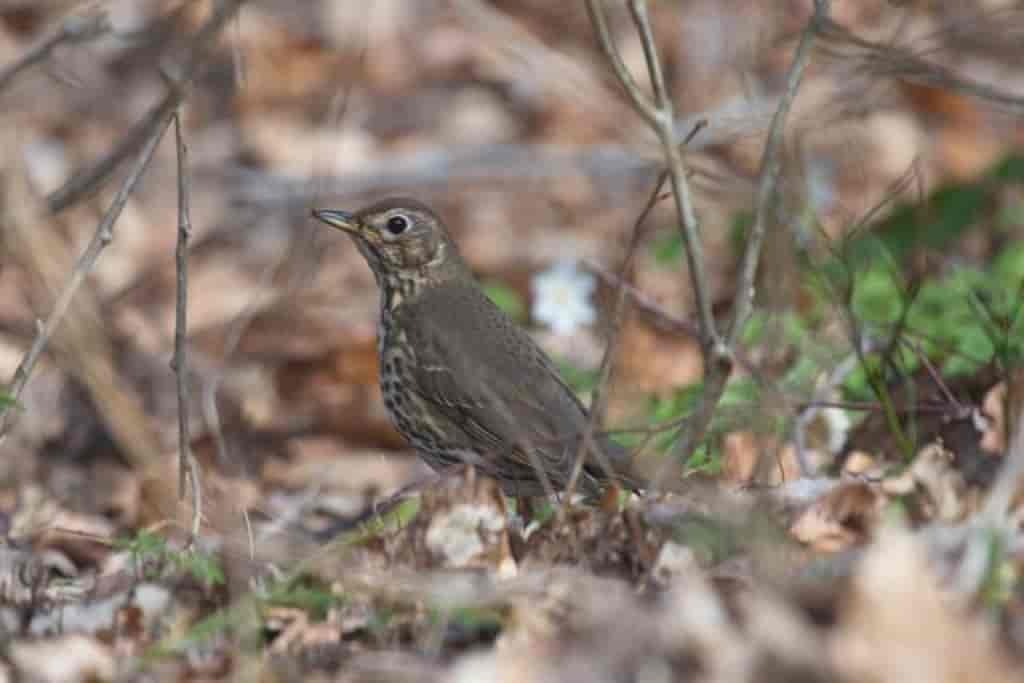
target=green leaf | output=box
[851,267,904,325]
[649,230,683,267]
[266,577,338,620]
[116,529,167,559]
[990,152,1024,183]
[993,241,1024,292]
[175,548,225,588]
[738,310,768,346]
[720,377,759,409]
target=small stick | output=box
[0,113,174,437]
[675,0,832,464]
[46,0,246,213]
[564,170,670,502]
[172,111,202,543]
[0,8,109,92]
[172,112,192,498]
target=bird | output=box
[312,197,642,497]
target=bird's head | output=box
[313,198,470,296]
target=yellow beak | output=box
[311,208,360,234]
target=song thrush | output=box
[312,198,639,496]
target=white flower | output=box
[530,260,597,336]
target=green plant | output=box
[263,576,338,621]
[116,530,224,588]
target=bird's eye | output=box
[385,215,409,235]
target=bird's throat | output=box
[378,272,426,313]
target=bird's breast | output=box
[376,317,446,454]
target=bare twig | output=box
[0,114,174,437]
[0,7,110,92]
[615,1,717,345]
[585,0,829,478]
[904,339,964,414]
[563,123,708,499]
[583,260,700,339]
[627,1,717,349]
[46,0,246,213]
[590,170,669,430]
[819,17,1024,115]
[564,170,670,501]
[729,2,828,346]
[585,0,722,477]
[172,112,192,498]
[682,0,830,464]
[584,0,660,130]
[172,112,202,543]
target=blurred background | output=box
[4,2,1024,679]
[1,0,1022,538]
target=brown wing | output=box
[397,283,609,489]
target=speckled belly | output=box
[378,323,474,471]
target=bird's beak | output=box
[312,208,360,235]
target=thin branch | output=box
[626,0,718,347]
[728,1,828,346]
[904,338,964,414]
[172,111,201,544]
[583,260,700,339]
[172,111,192,498]
[819,17,1024,115]
[625,0,669,108]
[589,0,717,481]
[0,8,109,92]
[564,170,670,501]
[674,0,831,464]
[585,0,724,478]
[585,0,829,475]
[46,0,247,213]
[0,114,174,437]
[591,170,667,428]
[563,114,707,496]
[583,0,660,130]
[728,0,831,480]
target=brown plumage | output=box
[312,198,638,496]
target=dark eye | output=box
[385,215,409,235]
